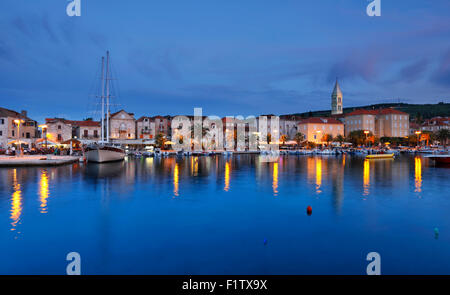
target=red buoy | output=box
[307,206,312,215]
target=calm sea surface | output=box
[0,154,449,274]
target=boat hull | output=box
[425,155,450,165]
[86,147,125,163]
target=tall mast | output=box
[105,50,110,143]
[100,56,105,143]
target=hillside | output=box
[287,102,450,120]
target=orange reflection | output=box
[273,162,279,196]
[224,161,230,191]
[10,169,22,231]
[363,159,370,196]
[342,154,346,167]
[415,157,422,193]
[316,158,322,194]
[191,157,198,176]
[173,163,179,197]
[39,170,50,213]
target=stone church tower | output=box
[331,79,343,115]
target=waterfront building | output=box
[343,110,376,136]
[109,110,136,140]
[331,79,343,115]
[420,117,449,132]
[136,116,156,139]
[0,107,38,148]
[297,117,344,144]
[45,118,73,143]
[46,118,100,143]
[279,115,302,139]
[344,108,409,138]
[74,120,101,141]
[153,115,171,138]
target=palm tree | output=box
[294,132,305,147]
[334,134,345,144]
[280,134,288,146]
[436,129,450,148]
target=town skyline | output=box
[1,1,449,123]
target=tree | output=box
[436,129,450,148]
[322,133,333,146]
[347,130,372,146]
[294,132,305,147]
[155,133,166,148]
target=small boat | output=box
[366,153,395,159]
[424,155,450,165]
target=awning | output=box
[35,138,58,146]
[61,138,81,145]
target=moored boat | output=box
[85,145,125,163]
[366,153,395,159]
[85,51,125,163]
[424,155,450,165]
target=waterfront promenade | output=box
[0,155,80,167]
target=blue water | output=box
[0,154,449,274]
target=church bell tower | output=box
[331,79,343,115]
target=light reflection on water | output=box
[10,169,22,232]
[415,156,422,193]
[39,170,50,213]
[1,154,450,274]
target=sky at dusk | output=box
[0,0,449,123]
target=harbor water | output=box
[0,154,449,274]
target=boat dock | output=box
[0,155,80,167]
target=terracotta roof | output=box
[71,120,100,127]
[136,116,154,122]
[298,117,343,124]
[345,109,378,116]
[345,108,408,117]
[376,108,408,115]
[45,118,100,127]
[0,107,34,121]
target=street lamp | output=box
[14,119,25,156]
[364,130,370,147]
[415,130,422,147]
[38,124,48,149]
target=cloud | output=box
[0,41,15,62]
[432,49,450,86]
[327,50,381,83]
[398,59,429,83]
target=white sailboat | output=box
[85,51,125,163]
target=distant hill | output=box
[287,102,450,120]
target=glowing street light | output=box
[364,130,370,147]
[14,119,25,156]
[415,130,422,147]
[38,124,48,148]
